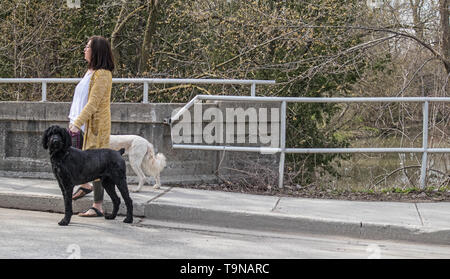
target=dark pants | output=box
[69,128,104,202]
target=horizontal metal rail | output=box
[0,78,276,102]
[0,78,276,84]
[170,95,450,189]
[194,94,450,103]
[170,145,449,154]
[285,148,450,153]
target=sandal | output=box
[72,186,92,200]
[78,207,104,217]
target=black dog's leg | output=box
[102,179,121,220]
[59,185,74,226]
[116,178,133,223]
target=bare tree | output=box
[110,0,147,71]
[440,0,449,74]
[139,0,159,73]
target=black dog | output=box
[42,125,133,226]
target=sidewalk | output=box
[0,176,448,245]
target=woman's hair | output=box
[87,36,115,72]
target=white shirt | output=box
[68,71,93,132]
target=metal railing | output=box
[1,78,448,189]
[0,78,276,102]
[169,95,450,189]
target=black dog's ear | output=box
[42,126,52,150]
[61,127,72,149]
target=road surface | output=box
[0,208,449,259]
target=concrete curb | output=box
[0,191,448,245]
[144,202,450,245]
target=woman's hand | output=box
[69,123,80,133]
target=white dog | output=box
[109,135,166,192]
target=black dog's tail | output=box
[118,148,125,156]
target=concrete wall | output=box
[0,101,279,186]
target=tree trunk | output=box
[139,0,159,74]
[410,0,424,40]
[111,1,147,71]
[110,0,127,70]
[440,0,450,75]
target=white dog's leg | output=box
[153,174,161,189]
[129,151,146,193]
[130,162,146,192]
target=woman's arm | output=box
[73,70,111,130]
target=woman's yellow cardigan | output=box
[73,69,112,150]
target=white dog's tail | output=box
[142,143,166,176]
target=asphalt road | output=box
[0,208,449,259]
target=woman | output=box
[70,36,114,218]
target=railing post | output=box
[278,101,287,188]
[41,81,47,102]
[251,83,256,97]
[143,81,149,104]
[420,100,429,189]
